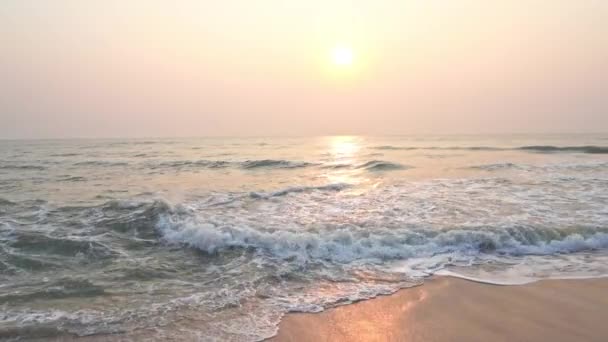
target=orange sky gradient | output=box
[1,0,607,138]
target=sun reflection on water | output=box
[329,136,360,158]
[323,136,371,188]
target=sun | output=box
[331,45,354,67]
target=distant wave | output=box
[240,159,316,169]
[108,141,174,146]
[372,146,501,151]
[50,153,81,157]
[152,160,231,169]
[372,145,608,154]
[319,160,408,171]
[469,163,528,171]
[356,160,409,171]
[373,146,419,151]
[0,164,46,171]
[249,183,351,199]
[517,145,608,154]
[148,159,316,171]
[469,161,608,172]
[320,163,352,169]
[57,176,87,182]
[74,161,129,167]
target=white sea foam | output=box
[153,174,608,341]
[156,177,608,285]
[158,214,608,263]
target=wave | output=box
[147,159,315,171]
[73,161,129,167]
[356,160,408,171]
[249,183,351,199]
[372,145,608,154]
[469,163,528,171]
[240,159,316,169]
[57,175,87,182]
[107,140,174,147]
[320,160,407,171]
[371,146,502,151]
[1,252,64,272]
[151,160,231,169]
[469,161,608,172]
[157,213,608,263]
[320,163,352,169]
[8,231,119,259]
[517,145,608,154]
[0,197,16,206]
[0,278,104,305]
[49,153,81,157]
[1,199,173,273]
[3,188,608,341]
[373,146,419,151]
[0,321,69,340]
[0,164,46,171]
[94,199,172,239]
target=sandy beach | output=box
[272,276,608,342]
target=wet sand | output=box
[272,276,608,342]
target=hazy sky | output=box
[1,1,607,138]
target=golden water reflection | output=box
[323,136,372,188]
[329,136,361,158]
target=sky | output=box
[1,0,607,138]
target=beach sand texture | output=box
[273,276,608,342]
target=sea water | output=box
[1,134,607,340]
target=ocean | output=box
[1,134,607,340]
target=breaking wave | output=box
[14,193,603,271]
[157,213,608,264]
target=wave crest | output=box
[241,159,316,169]
[356,160,408,171]
[157,213,608,263]
[249,183,351,199]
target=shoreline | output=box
[17,276,608,341]
[271,276,608,342]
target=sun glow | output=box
[331,45,354,67]
[329,135,360,157]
